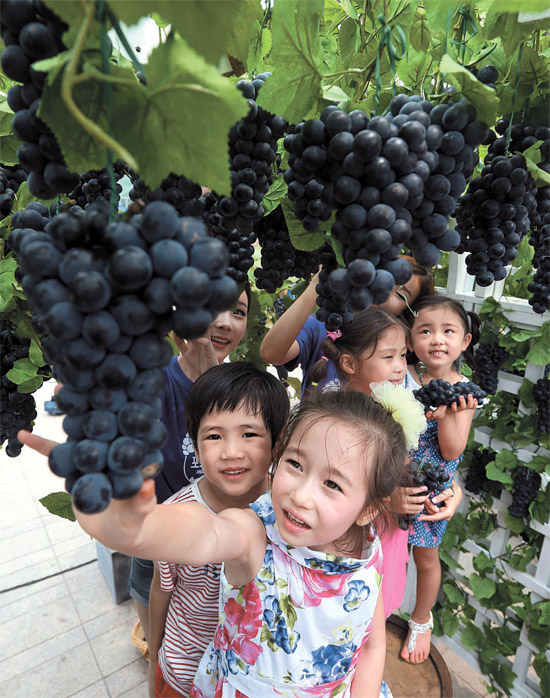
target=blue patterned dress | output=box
[190,492,391,698]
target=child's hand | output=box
[418,485,462,522]
[449,393,478,413]
[397,486,429,514]
[18,429,58,456]
[425,405,447,420]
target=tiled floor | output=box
[1,380,489,697]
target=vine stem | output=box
[61,1,138,171]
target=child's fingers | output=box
[17,430,58,457]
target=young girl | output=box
[310,308,463,619]
[22,388,425,697]
[401,296,481,664]
[259,255,434,396]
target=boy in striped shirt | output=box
[149,362,289,697]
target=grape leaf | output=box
[495,449,518,470]
[39,492,76,522]
[247,22,272,75]
[443,582,464,605]
[504,509,525,533]
[439,54,500,126]
[262,175,288,215]
[7,358,39,385]
[525,157,550,187]
[410,14,432,52]
[518,378,535,408]
[39,36,248,194]
[461,623,484,650]
[526,322,550,365]
[469,573,496,600]
[486,461,513,485]
[256,0,325,123]
[0,133,19,167]
[0,257,18,311]
[17,376,44,393]
[339,18,360,63]
[282,199,326,252]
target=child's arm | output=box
[259,273,318,365]
[350,594,386,698]
[148,566,171,695]
[435,394,477,461]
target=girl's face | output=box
[340,327,407,394]
[379,274,422,316]
[209,290,248,363]
[410,305,471,370]
[271,417,371,555]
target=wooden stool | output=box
[384,615,452,697]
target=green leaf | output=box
[439,548,463,570]
[281,199,327,251]
[518,378,535,408]
[39,492,76,522]
[0,256,18,311]
[526,322,550,365]
[538,601,550,626]
[473,552,494,572]
[486,461,514,485]
[0,133,19,166]
[495,450,518,470]
[461,622,484,650]
[479,296,501,317]
[469,573,496,600]
[410,15,432,52]
[262,176,288,216]
[339,18,360,62]
[28,340,45,368]
[6,358,39,385]
[17,376,44,394]
[256,0,325,123]
[504,509,525,533]
[441,608,459,636]
[439,54,500,126]
[443,582,464,605]
[525,157,550,187]
[40,36,249,194]
[530,498,550,525]
[247,22,272,75]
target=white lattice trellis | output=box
[400,252,549,698]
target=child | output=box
[401,296,481,664]
[259,256,434,396]
[129,286,250,647]
[149,362,290,697]
[32,387,426,697]
[309,308,463,619]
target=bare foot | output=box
[400,615,432,663]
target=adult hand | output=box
[173,332,218,380]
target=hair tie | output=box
[369,381,427,451]
[321,356,329,362]
[326,330,342,341]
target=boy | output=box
[149,362,289,697]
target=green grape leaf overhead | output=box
[439,54,500,126]
[256,0,325,123]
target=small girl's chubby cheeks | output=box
[409,305,472,366]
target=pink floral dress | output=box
[190,492,391,698]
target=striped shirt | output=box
[154,479,221,697]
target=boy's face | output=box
[209,290,248,363]
[194,403,272,507]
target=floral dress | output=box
[190,492,391,698]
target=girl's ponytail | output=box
[463,310,481,370]
[310,337,341,386]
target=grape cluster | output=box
[0,164,28,221]
[463,447,496,495]
[527,212,550,314]
[129,172,205,218]
[473,341,509,394]
[254,205,322,292]
[203,74,286,283]
[410,457,450,491]
[0,320,46,457]
[509,465,541,519]
[533,375,549,433]
[413,378,487,410]
[283,94,488,328]
[69,162,128,210]
[455,154,537,285]
[1,0,79,198]
[273,296,286,319]
[10,200,240,512]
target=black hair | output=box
[408,295,481,369]
[310,308,409,386]
[185,362,289,448]
[271,389,407,550]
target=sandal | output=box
[131,620,150,662]
[401,612,433,664]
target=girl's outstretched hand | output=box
[449,393,478,413]
[17,429,58,456]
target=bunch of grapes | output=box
[254,205,322,292]
[533,374,549,433]
[455,154,537,286]
[398,457,451,530]
[463,447,496,495]
[273,296,286,319]
[509,465,541,519]
[413,378,487,410]
[527,212,550,314]
[0,320,48,457]
[0,164,28,221]
[1,0,79,198]
[473,341,509,394]
[10,200,240,512]
[129,172,205,218]
[69,162,128,210]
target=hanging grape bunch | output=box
[527,211,550,314]
[413,378,487,410]
[473,341,509,394]
[398,456,451,530]
[0,0,80,198]
[69,161,128,210]
[508,465,542,519]
[283,94,489,329]
[463,447,496,496]
[0,164,28,222]
[254,205,323,292]
[129,172,206,218]
[533,369,549,433]
[0,320,50,457]
[10,200,240,513]
[203,73,287,283]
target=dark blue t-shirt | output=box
[283,315,341,398]
[156,356,203,503]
